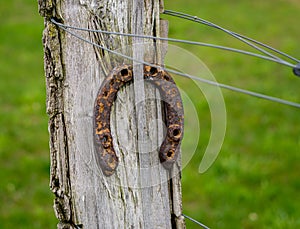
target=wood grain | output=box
[39,0,185,228]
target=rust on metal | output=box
[94,64,184,176]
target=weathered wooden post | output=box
[38,0,185,228]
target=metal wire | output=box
[183,214,210,229]
[51,19,300,109]
[163,9,300,65]
[50,18,297,68]
[164,9,300,63]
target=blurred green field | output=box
[0,0,299,228]
[0,0,55,228]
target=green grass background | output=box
[0,0,299,228]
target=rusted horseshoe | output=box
[94,64,184,176]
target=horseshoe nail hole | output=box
[173,128,181,137]
[102,136,108,142]
[103,91,108,97]
[167,150,174,158]
[101,135,110,148]
[150,67,158,75]
[121,69,129,77]
[163,74,170,81]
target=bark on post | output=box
[38,0,185,228]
